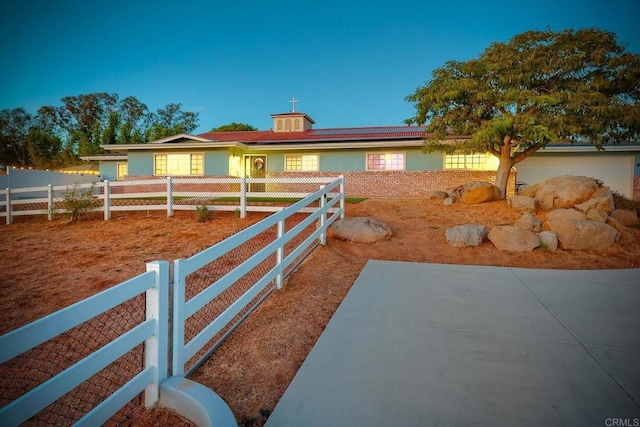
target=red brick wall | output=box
[266,170,517,198]
[634,175,640,201]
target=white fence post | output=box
[172,258,186,376]
[319,185,327,245]
[339,175,345,219]
[47,185,53,221]
[144,261,169,407]
[167,177,174,217]
[104,180,111,221]
[6,188,11,225]
[276,209,285,290]
[240,176,247,219]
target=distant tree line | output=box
[0,93,199,170]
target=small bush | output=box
[613,191,640,213]
[195,205,210,222]
[61,183,100,222]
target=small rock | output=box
[488,226,540,251]
[508,195,536,213]
[610,209,638,226]
[537,231,558,251]
[445,225,488,247]
[328,217,392,243]
[546,219,620,251]
[429,191,449,200]
[586,208,609,223]
[516,212,543,232]
[443,197,454,206]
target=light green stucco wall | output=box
[99,161,119,181]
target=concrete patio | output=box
[266,261,640,426]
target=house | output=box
[86,108,640,200]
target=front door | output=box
[245,155,266,192]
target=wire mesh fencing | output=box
[0,296,147,426]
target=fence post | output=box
[171,259,186,376]
[6,188,11,225]
[48,184,53,221]
[167,177,174,217]
[319,185,327,245]
[339,175,345,219]
[240,176,247,219]
[276,209,285,289]
[104,180,111,221]
[144,261,169,407]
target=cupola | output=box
[271,97,315,133]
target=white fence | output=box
[0,176,342,224]
[0,177,345,425]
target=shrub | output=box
[61,183,101,222]
[196,205,210,222]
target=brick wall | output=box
[634,176,640,201]
[266,170,517,198]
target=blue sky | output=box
[1,0,639,134]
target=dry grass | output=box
[1,199,639,426]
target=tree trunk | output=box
[495,155,515,199]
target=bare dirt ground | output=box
[1,199,639,426]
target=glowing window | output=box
[285,154,319,171]
[445,152,488,170]
[154,153,203,175]
[366,153,405,171]
[117,162,128,179]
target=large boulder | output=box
[508,195,536,213]
[445,225,488,247]
[574,186,615,213]
[534,176,600,210]
[606,217,635,244]
[610,209,638,226]
[328,217,392,243]
[546,209,587,222]
[488,226,540,252]
[546,219,620,251]
[450,181,501,205]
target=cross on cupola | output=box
[271,97,316,133]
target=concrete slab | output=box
[267,261,640,427]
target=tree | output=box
[117,96,150,144]
[210,122,257,132]
[145,103,199,141]
[405,28,640,198]
[0,107,33,167]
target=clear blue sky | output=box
[1,0,639,134]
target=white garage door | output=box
[515,155,634,198]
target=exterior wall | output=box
[266,170,516,198]
[99,161,119,181]
[634,176,640,201]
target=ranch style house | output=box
[85,109,640,200]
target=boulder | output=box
[574,186,614,213]
[488,226,540,252]
[546,219,620,251]
[445,225,488,248]
[546,209,587,222]
[606,217,635,244]
[515,212,543,232]
[429,191,449,200]
[534,176,599,210]
[328,217,392,243]
[517,184,539,198]
[610,209,638,226]
[585,208,609,223]
[537,231,559,251]
[450,181,501,205]
[508,195,536,213]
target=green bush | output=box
[196,205,210,222]
[61,183,100,222]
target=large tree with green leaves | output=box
[405,28,640,197]
[210,122,257,132]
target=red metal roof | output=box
[197,126,445,145]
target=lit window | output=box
[445,152,488,170]
[285,154,319,171]
[366,153,405,171]
[154,153,204,175]
[117,162,128,179]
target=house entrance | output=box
[244,155,267,192]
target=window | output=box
[366,153,405,171]
[154,153,204,175]
[285,154,319,171]
[116,162,128,179]
[444,152,489,170]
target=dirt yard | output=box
[1,198,639,426]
